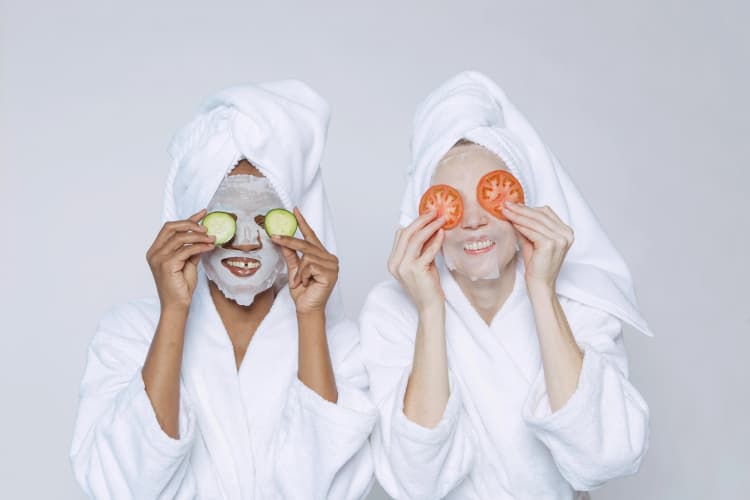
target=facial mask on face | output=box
[432,146,520,282]
[442,238,508,281]
[201,174,287,306]
[440,200,520,282]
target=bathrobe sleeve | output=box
[270,317,378,500]
[522,297,650,491]
[70,300,197,500]
[360,282,476,500]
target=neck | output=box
[451,253,518,326]
[208,280,276,334]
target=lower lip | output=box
[222,261,260,277]
[464,242,496,255]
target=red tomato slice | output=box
[419,184,464,230]
[477,169,525,221]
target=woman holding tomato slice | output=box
[361,72,653,499]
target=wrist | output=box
[160,302,190,317]
[525,278,556,296]
[417,300,445,318]
[296,308,326,322]
[526,282,557,306]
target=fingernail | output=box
[504,200,515,207]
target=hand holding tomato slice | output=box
[501,201,574,293]
[419,184,464,230]
[388,210,447,312]
[477,170,525,221]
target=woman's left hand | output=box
[271,208,339,316]
[501,201,574,292]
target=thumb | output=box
[184,257,199,288]
[280,246,300,285]
[516,230,533,263]
[420,228,445,264]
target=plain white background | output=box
[1,1,748,498]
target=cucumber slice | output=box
[201,211,236,245]
[264,208,298,237]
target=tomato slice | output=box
[419,184,464,230]
[477,169,525,221]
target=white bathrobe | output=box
[70,81,377,500]
[361,72,651,499]
[362,258,648,499]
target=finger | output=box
[298,260,336,288]
[419,228,445,264]
[271,234,329,259]
[162,231,216,254]
[279,246,301,286]
[405,215,446,260]
[540,208,575,242]
[293,254,338,288]
[502,207,559,241]
[151,218,208,254]
[391,211,438,265]
[187,252,202,267]
[172,242,215,266]
[504,202,559,233]
[189,208,208,223]
[299,253,339,272]
[514,227,534,262]
[294,207,324,248]
[391,227,405,255]
[512,222,548,245]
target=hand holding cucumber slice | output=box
[264,208,298,237]
[201,211,236,245]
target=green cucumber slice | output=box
[201,211,236,245]
[264,208,298,237]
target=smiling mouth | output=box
[463,239,496,255]
[221,257,261,277]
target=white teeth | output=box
[464,240,494,251]
[227,260,259,269]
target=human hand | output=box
[146,209,216,310]
[271,208,339,316]
[387,210,447,313]
[502,201,574,293]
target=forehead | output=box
[208,174,282,211]
[432,144,508,187]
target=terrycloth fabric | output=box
[400,71,653,337]
[164,80,345,321]
[362,258,649,499]
[362,71,650,498]
[71,81,377,500]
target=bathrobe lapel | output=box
[439,257,540,387]
[236,286,299,498]
[182,272,301,500]
[439,257,549,492]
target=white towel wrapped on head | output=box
[401,70,653,337]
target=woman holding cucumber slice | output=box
[361,72,653,499]
[71,81,376,499]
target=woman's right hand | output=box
[146,208,216,310]
[387,210,447,313]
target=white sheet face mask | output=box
[201,174,286,306]
[434,144,519,282]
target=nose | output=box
[224,220,262,252]
[461,198,489,230]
